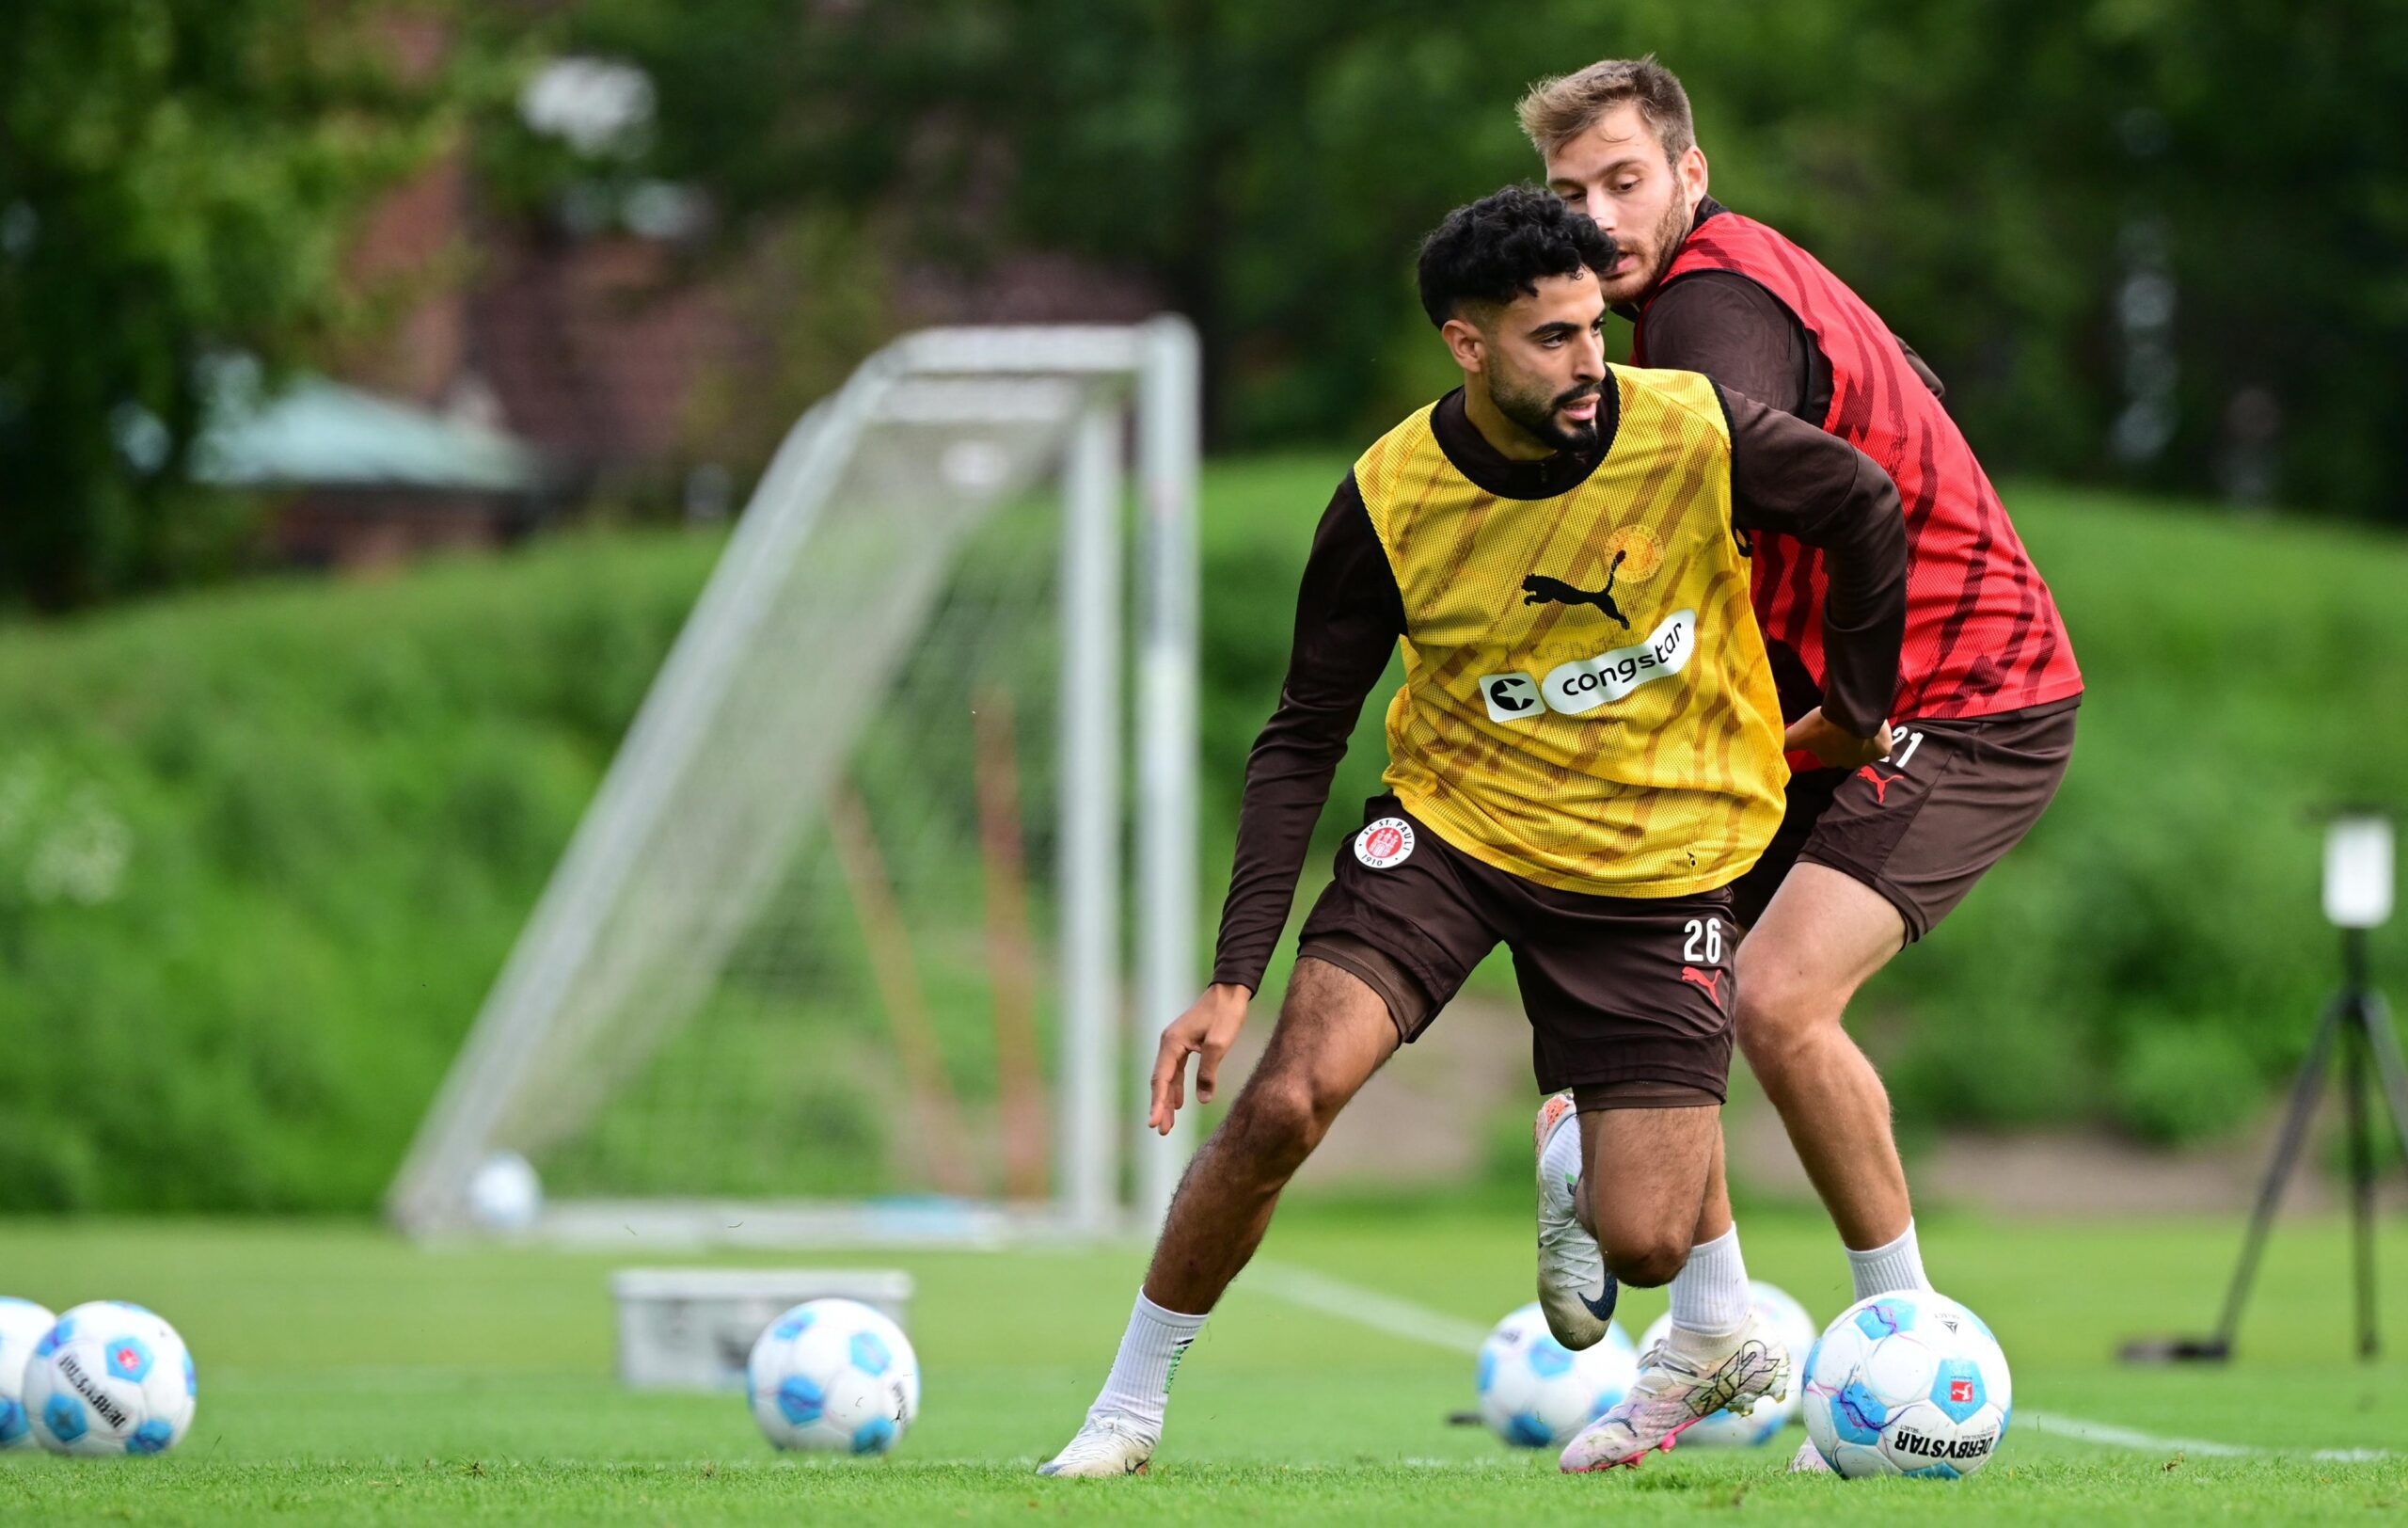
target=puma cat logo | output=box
[1522,550,1630,629]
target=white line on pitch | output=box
[1245,1262,1489,1354]
[1246,1260,2397,1464]
[2016,1410,2393,1464]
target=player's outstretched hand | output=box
[1149,982,1252,1135]
[1784,708,1895,771]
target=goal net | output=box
[388,321,1200,1246]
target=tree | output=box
[560,0,2408,521]
[0,0,466,611]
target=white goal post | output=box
[388,320,1201,1246]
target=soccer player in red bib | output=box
[1515,56,2083,1471]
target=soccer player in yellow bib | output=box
[1039,185,1906,1478]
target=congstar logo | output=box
[1478,609,1697,724]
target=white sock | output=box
[1846,1221,1930,1301]
[1668,1225,1751,1339]
[1091,1290,1208,1434]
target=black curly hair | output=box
[1416,184,1618,327]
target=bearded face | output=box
[1492,363,1605,452]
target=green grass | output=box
[2,1204,2404,1522]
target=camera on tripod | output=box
[2123,808,2407,1364]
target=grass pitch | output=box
[1,1201,2403,1523]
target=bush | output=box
[0,533,718,1210]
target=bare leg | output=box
[1141,957,1398,1313]
[1733,863,1911,1249]
[1560,1108,1734,1252]
[1556,1100,1794,1472]
[1691,1128,1733,1244]
[1571,1103,1722,1289]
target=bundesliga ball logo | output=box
[1354,818,1416,869]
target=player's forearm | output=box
[1720,385,1906,737]
[1210,474,1403,993]
[1804,455,1908,738]
[1211,712,1358,991]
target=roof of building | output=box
[194,373,547,493]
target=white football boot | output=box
[1788,1440,1836,1473]
[1534,1092,1618,1350]
[1036,1412,1155,1477]
[1558,1308,1791,1472]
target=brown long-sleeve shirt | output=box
[1210,380,1908,993]
[1634,199,1945,422]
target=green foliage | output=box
[0,533,718,1210]
[0,466,2402,1211]
[0,0,475,611]
[562,0,2408,520]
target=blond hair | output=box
[1516,56,1696,164]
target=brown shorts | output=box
[1730,697,2080,941]
[1294,795,1736,1103]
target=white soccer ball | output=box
[1636,1281,1819,1447]
[0,1297,57,1451]
[467,1151,544,1233]
[747,1298,919,1455]
[1800,1289,2010,1478]
[1475,1301,1639,1448]
[22,1301,197,1457]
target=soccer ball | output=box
[467,1151,544,1233]
[1800,1289,2010,1478]
[0,1298,56,1450]
[1636,1281,1819,1447]
[747,1298,919,1455]
[22,1301,197,1457]
[1475,1301,1639,1448]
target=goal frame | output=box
[386,319,1201,1247]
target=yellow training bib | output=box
[1354,366,1787,895]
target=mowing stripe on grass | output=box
[1248,1260,2398,1464]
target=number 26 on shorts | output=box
[1681,917,1723,964]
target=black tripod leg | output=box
[2355,991,2408,1169]
[2214,1000,2345,1350]
[2344,1019,2376,1359]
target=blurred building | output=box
[267,48,1157,569]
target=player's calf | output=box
[1041,961,1398,1476]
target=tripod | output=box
[2127,929,2408,1362]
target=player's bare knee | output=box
[1601,1233,1689,1289]
[1223,1072,1327,1174]
[1733,948,1835,1067]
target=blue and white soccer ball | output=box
[1801,1289,2010,1479]
[0,1297,57,1451]
[21,1301,197,1457]
[1475,1301,1639,1449]
[1636,1281,1819,1447]
[747,1298,919,1456]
